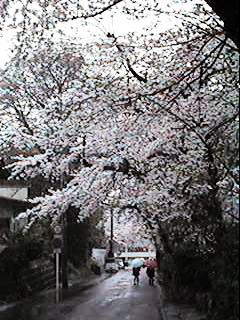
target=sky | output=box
[0,0,201,69]
[0,29,15,68]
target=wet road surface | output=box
[65,269,162,320]
[1,269,162,320]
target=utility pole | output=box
[108,208,114,258]
[55,248,60,303]
[52,224,62,304]
[61,210,68,289]
[61,173,68,290]
[106,178,119,262]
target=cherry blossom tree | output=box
[0,3,238,316]
[0,0,238,47]
[0,1,238,239]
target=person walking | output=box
[132,267,141,285]
[146,267,155,286]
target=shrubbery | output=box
[159,221,239,320]
[0,232,44,300]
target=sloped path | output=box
[63,270,162,320]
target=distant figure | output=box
[132,267,141,285]
[146,267,155,286]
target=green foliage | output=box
[209,222,239,320]
[67,207,106,268]
[0,232,44,272]
[160,221,239,320]
[90,259,101,275]
[0,157,10,179]
[0,231,45,300]
[161,244,211,304]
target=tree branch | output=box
[72,0,124,20]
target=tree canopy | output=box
[0,1,238,231]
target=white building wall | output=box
[119,251,156,259]
[92,248,107,267]
[0,187,28,200]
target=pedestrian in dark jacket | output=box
[146,267,155,286]
[132,267,141,285]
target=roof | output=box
[0,196,32,208]
[0,179,29,188]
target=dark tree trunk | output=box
[206,0,239,48]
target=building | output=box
[118,239,156,261]
[0,180,30,241]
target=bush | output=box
[0,232,44,300]
[159,221,239,320]
[90,260,101,275]
[0,233,43,271]
[209,223,239,320]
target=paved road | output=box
[65,269,162,320]
[1,269,162,320]
[34,270,160,320]
[1,269,204,320]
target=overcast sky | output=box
[0,0,204,68]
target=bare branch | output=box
[205,110,239,140]
[72,0,124,20]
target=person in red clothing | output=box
[146,267,155,286]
